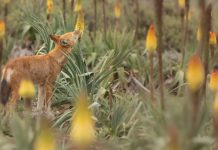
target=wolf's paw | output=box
[45,110,55,120]
[32,109,43,118]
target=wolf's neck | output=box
[48,45,71,65]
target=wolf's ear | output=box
[49,35,60,43]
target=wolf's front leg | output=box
[36,84,46,113]
[45,83,54,119]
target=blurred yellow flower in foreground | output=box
[70,94,95,148]
[0,21,5,39]
[18,79,35,99]
[74,0,82,12]
[34,121,56,150]
[75,10,84,35]
[209,68,218,92]
[146,24,157,54]
[47,0,54,14]
[209,32,217,46]
[186,55,205,92]
[114,0,121,18]
[178,0,185,9]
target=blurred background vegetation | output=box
[0,0,218,149]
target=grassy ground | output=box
[0,0,218,150]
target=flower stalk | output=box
[134,0,139,40]
[4,0,9,41]
[186,54,205,134]
[213,94,218,150]
[93,0,97,37]
[181,0,190,67]
[154,0,164,109]
[62,0,66,24]
[102,0,106,40]
[210,31,217,67]
[146,24,157,103]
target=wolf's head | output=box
[49,30,81,48]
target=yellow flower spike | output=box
[75,10,85,35]
[178,0,185,9]
[74,0,82,12]
[34,120,56,150]
[184,10,192,22]
[209,31,217,46]
[209,68,218,92]
[213,93,218,115]
[197,26,202,42]
[47,0,54,14]
[0,21,5,39]
[186,55,205,92]
[18,79,35,99]
[114,0,121,19]
[70,94,95,149]
[146,24,157,54]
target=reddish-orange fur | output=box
[1,30,80,116]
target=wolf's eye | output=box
[60,39,68,46]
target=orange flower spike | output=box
[146,24,157,54]
[186,55,205,92]
[209,32,217,46]
[114,0,121,18]
[0,21,5,39]
[209,68,218,92]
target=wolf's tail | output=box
[0,79,11,105]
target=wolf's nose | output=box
[74,30,81,40]
[74,30,81,36]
